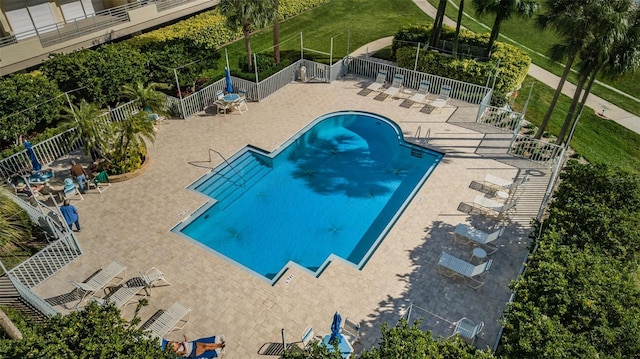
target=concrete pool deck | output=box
[33,75,550,357]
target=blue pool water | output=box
[173,111,442,284]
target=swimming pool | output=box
[172,111,442,284]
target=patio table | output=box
[322,334,353,358]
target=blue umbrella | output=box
[224,67,233,93]
[24,141,41,172]
[329,311,342,344]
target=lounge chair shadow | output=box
[45,287,86,308]
[257,342,298,356]
[469,180,493,194]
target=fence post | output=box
[254,53,261,101]
[414,43,420,71]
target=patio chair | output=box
[88,171,111,193]
[453,223,505,254]
[301,326,322,347]
[62,177,83,201]
[430,85,451,112]
[232,96,248,114]
[342,317,361,345]
[482,174,528,195]
[472,195,518,218]
[408,80,430,106]
[383,74,405,99]
[68,261,126,308]
[437,252,492,289]
[450,317,484,344]
[143,301,191,339]
[139,267,171,289]
[213,90,230,116]
[366,69,388,92]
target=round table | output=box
[471,247,487,262]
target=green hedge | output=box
[393,24,530,104]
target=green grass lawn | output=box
[425,0,640,116]
[212,0,428,79]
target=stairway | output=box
[196,152,272,208]
[0,276,48,323]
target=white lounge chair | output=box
[94,281,147,308]
[472,195,517,218]
[483,174,528,195]
[366,69,388,92]
[450,317,484,344]
[68,261,126,308]
[454,224,505,254]
[383,74,405,99]
[144,301,191,339]
[430,85,451,112]
[408,80,430,106]
[437,252,492,289]
[139,267,170,289]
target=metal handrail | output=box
[208,149,246,186]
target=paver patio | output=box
[32,75,550,357]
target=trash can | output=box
[299,66,307,82]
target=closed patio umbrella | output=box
[24,141,41,172]
[224,67,233,94]
[329,311,342,344]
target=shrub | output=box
[0,72,66,145]
[393,24,530,105]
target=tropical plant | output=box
[120,82,170,118]
[220,0,276,71]
[107,111,156,174]
[63,100,109,159]
[471,0,539,57]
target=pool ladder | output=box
[414,126,430,145]
[208,149,246,187]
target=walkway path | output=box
[351,0,640,135]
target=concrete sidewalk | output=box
[352,0,640,135]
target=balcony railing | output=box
[0,2,142,49]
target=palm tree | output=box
[559,3,639,144]
[120,82,169,117]
[220,0,275,71]
[429,0,448,49]
[472,0,539,57]
[534,0,593,139]
[453,0,466,57]
[273,0,280,64]
[556,0,634,144]
[114,111,156,159]
[63,100,109,159]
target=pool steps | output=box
[196,151,271,208]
